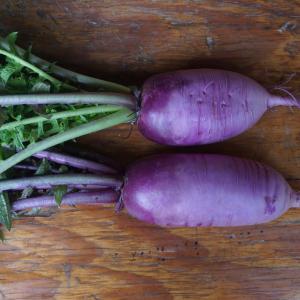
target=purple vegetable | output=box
[123,153,299,226]
[12,153,300,227]
[2,69,298,174]
[138,69,298,145]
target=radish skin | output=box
[138,69,299,145]
[123,154,300,227]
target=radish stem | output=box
[0,49,77,91]
[60,144,120,169]
[0,174,122,191]
[0,108,135,174]
[0,93,136,108]
[0,36,131,94]
[13,164,38,171]
[0,105,121,131]
[33,150,117,174]
[12,190,119,211]
[13,163,61,174]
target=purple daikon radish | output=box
[12,153,300,227]
[2,68,298,173]
[138,69,299,145]
[122,153,299,226]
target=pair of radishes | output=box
[10,68,299,227]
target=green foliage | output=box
[0,32,110,151]
[53,185,68,206]
[0,229,4,241]
[35,158,51,175]
[0,192,12,230]
[0,32,130,235]
[0,147,11,231]
[6,32,19,55]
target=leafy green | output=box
[0,192,12,230]
[35,158,51,175]
[0,103,108,151]
[53,185,67,206]
[21,187,33,199]
[0,147,11,231]
[0,32,132,158]
[31,81,51,93]
[6,32,19,55]
[0,32,132,237]
[58,165,69,173]
[0,34,112,150]
[0,61,22,83]
[20,159,53,199]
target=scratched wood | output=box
[0,1,300,299]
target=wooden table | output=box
[1,1,300,299]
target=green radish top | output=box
[0,32,136,176]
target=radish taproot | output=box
[8,151,299,227]
[138,69,299,145]
[0,32,298,173]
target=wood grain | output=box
[0,1,300,299]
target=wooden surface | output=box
[1,1,300,299]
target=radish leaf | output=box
[0,229,4,241]
[53,185,67,206]
[0,192,12,230]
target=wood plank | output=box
[0,1,300,299]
